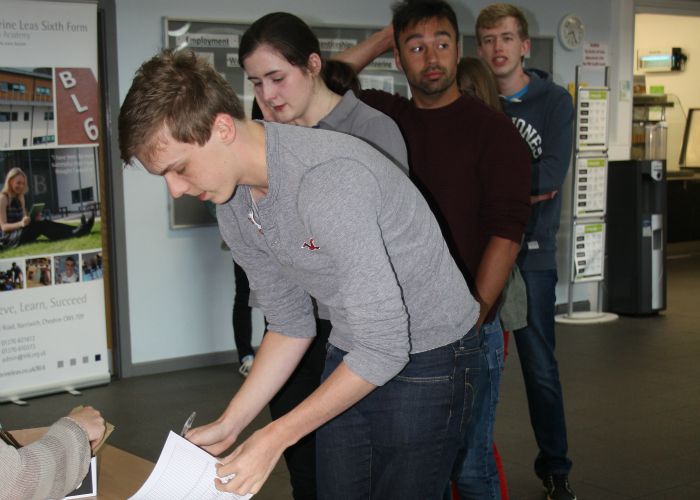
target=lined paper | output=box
[128,431,252,499]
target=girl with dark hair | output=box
[322,59,361,97]
[239,12,407,171]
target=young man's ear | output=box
[520,37,531,59]
[393,46,404,72]
[213,113,237,144]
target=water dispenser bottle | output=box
[654,121,667,160]
[644,121,668,160]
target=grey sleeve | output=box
[354,115,409,175]
[218,205,316,339]
[298,161,410,386]
[0,418,91,500]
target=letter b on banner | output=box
[58,70,77,89]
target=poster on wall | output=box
[0,1,109,403]
[163,18,411,228]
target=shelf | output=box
[633,102,675,108]
[633,94,675,107]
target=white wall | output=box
[635,13,700,109]
[635,13,700,170]
[115,0,631,367]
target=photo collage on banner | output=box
[0,1,109,402]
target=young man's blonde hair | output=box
[475,3,530,44]
[118,49,245,166]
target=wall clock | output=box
[559,14,585,50]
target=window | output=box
[0,82,26,92]
[33,135,55,145]
[24,112,29,121]
[71,187,94,203]
[44,111,54,120]
[22,138,28,146]
[0,112,18,122]
[36,86,51,96]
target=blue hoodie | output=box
[502,69,574,271]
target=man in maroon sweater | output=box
[337,0,531,497]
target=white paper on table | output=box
[128,431,252,499]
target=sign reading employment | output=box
[176,33,239,49]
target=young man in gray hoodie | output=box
[119,48,481,499]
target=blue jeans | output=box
[316,327,482,500]
[445,318,504,500]
[514,269,572,479]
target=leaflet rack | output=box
[555,65,618,325]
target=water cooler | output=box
[606,160,666,314]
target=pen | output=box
[180,411,196,437]
[0,422,22,449]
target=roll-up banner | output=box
[0,1,109,402]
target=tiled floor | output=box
[496,252,700,499]
[2,254,699,499]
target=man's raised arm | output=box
[334,25,395,73]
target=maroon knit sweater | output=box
[362,90,531,318]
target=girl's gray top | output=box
[217,122,478,386]
[317,90,408,174]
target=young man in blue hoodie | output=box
[477,4,576,500]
